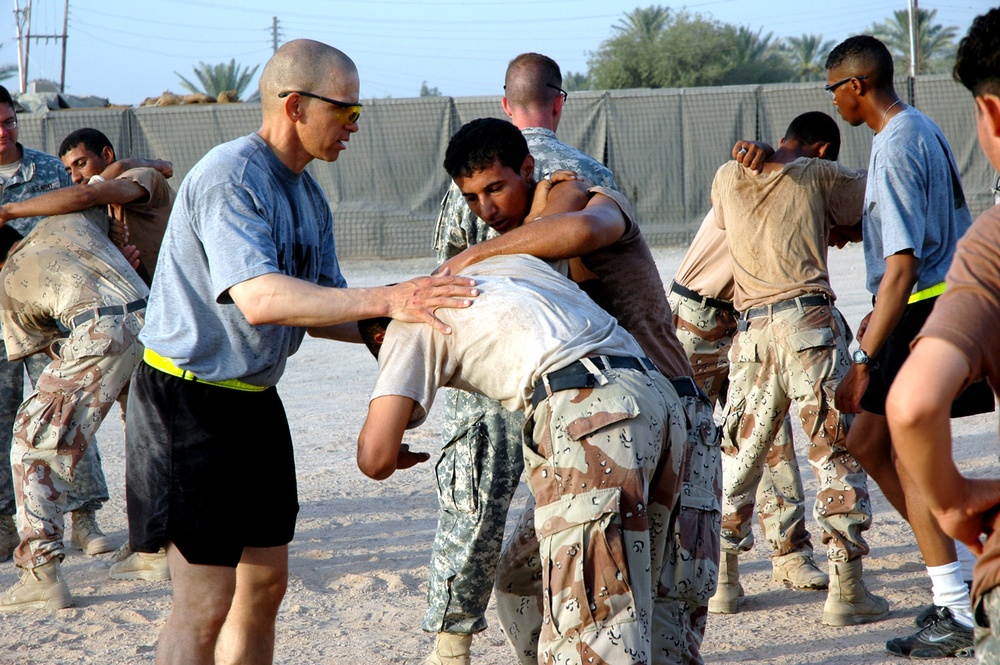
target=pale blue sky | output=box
[3,0,987,105]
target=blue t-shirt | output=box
[863,107,973,296]
[141,133,346,386]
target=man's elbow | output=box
[357,436,395,481]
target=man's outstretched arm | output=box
[357,394,430,480]
[0,178,148,225]
[888,336,1000,554]
[438,189,626,276]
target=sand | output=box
[0,244,995,664]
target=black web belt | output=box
[71,298,147,329]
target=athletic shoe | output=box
[886,606,974,659]
[914,582,973,627]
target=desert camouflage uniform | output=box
[720,301,872,564]
[0,147,109,521]
[497,366,687,664]
[668,287,812,556]
[1,213,148,568]
[975,587,1000,663]
[496,379,718,665]
[424,127,617,634]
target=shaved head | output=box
[259,39,358,114]
[504,53,562,110]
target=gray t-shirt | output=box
[863,107,973,296]
[141,133,345,386]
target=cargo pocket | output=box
[786,327,834,353]
[661,482,722,605]
[435,421,487,516]
[534,487,635,638]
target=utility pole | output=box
[271,16,281,54]
[13,0,70,93]
[907,0,919,78]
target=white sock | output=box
[955,540,977,582]
[928,561,974,628]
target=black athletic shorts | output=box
[125,361,299,567]
[860,296,995,417]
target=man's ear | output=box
[501,96,514,119]
[976,95,1000,141]
[520,154,535,182]
[101,146,116,164]
[815,141,832,159]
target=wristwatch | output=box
[852,348,871,365]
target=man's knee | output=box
[843,414,891,468]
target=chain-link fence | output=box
[16,75,988,258]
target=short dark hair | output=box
[358,316,393,359]
[826,35,895,88]
[443,118,529,179]
[0,85,13,110]
[0,225,24,263]
[784,111,842,161]
[58,127,115,160]
[954,8,1000,98]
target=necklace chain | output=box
[880,100,902,133]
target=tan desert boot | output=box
[821,559,890,626]
[0,558,72,612]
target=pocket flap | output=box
[564,395,639,441]
[787,328,834,351]
[679,483,721,513]
[534,487,620,538]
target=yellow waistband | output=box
[908,282,946,305]
[143,348,267,393]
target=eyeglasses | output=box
[545,83,568,102]
[824,75,866,99]
[278,91,362,124]
[0,118,17,131]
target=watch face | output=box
[853,349,868,364]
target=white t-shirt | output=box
[370,254,645,426]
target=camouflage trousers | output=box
[669,286,812,556]
[0,340,108,517]
[975,585,1000,663]
[495,367,687,665]
[720,303,871,563]
[11,315,142,568]
[424,388,525,634]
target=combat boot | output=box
[708,551,743,614]
[0,514,17,562]
[422,632,473,665]
[70,510,114,555]
[772,552,829,590]
[109,545,170,582]
[821,559,890,626]
[0,558,72,611]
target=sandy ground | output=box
[0,244,996,665]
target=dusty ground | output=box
[0,244,995,664]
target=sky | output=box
[1,0,988,106]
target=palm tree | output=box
[175,59,260,101]
[613,5,671,40]
[782,34,835,82]
[722,26,793,84]
[0,64,15,83]
[869,8,959,74]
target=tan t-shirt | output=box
[111,167,174,286]
[370,254,645,426]
[712,158,865,311]
[0,211,149,360]
[915,205,1000,605]
[673,208,734,301]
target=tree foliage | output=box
[782,34,836,82]
[419,81,441,97]
[563,71,592,92]
[175,59,260,101]
[583,5,961,90]
[869,8,958,74]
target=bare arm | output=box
[0,179,149,225]
[437,192,626,276]
[888,337,1000,554]
[357,395,430,480]
[100,158,173,180]
[835,251,918,413]
[227,271,477,334]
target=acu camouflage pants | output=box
[720,302,872,564]
[495,366,688,665]
[424,388,525,634]
[975,585,1000,663]
[11,314,142,568]
[669,286,813,557]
